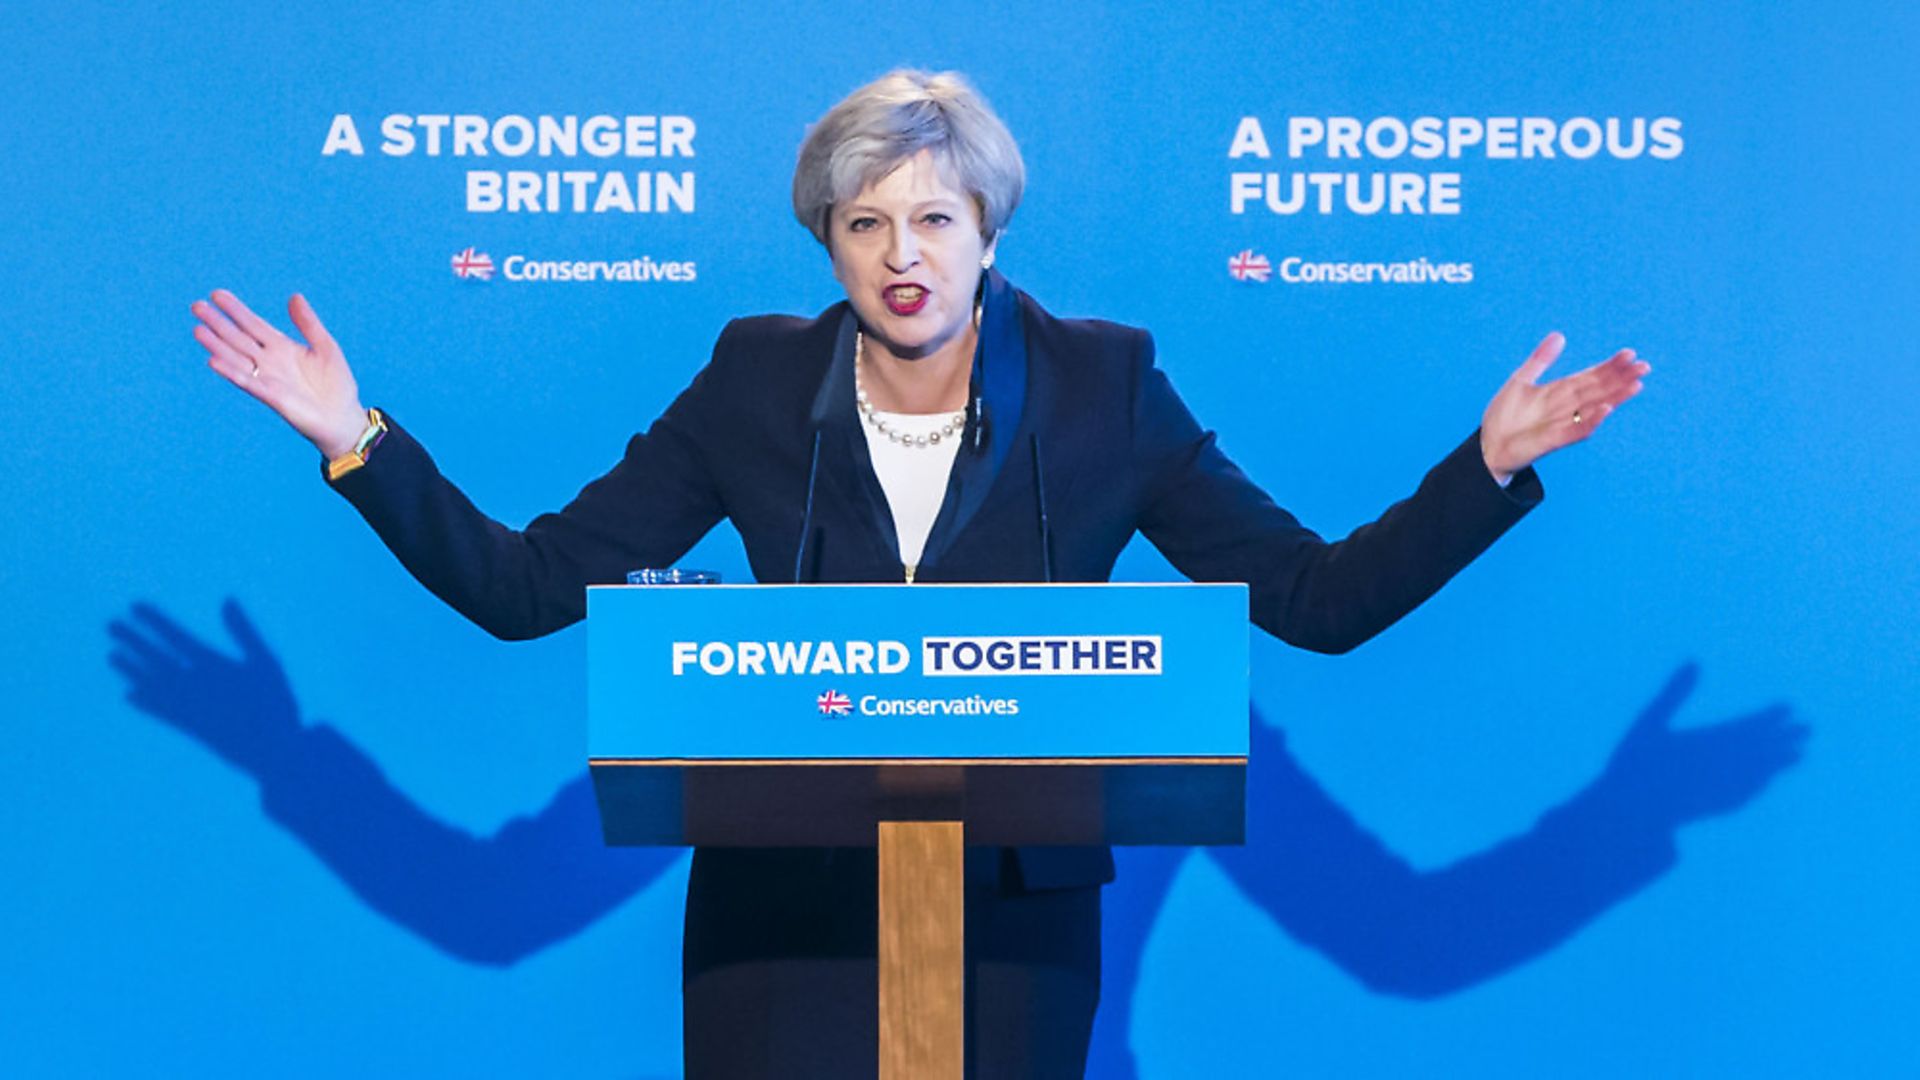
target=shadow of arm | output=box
[109,600,679,967]
[1211,671,1801,999]
[1212,724,1672,998]
[261,727,679,967]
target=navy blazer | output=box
[332,269,1542,891]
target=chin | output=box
[861,314,943,356]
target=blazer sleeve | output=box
[325,336,734,641]
[1129,329,1543,654]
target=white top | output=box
[860,410,964,572]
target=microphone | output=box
[792,428,823,584]
[794,312,851,584]
[968,392,990,453]
[1031,432,1054,583]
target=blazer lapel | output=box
[806,305,902,578]
[804,272,1031,582]
[917,269,1028,574]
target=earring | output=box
[981,252,995,270]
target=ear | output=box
[981,229,1000,269]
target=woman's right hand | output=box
[192,289,369,459]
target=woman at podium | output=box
[190,69,1648,1078]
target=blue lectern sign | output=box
[587,583,1249,761]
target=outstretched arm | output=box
[190,290,727,640]
[1134,332,1646,652]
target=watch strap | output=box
[326,408,388,482]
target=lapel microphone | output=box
[1031,432,1054,583]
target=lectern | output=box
[588,583,1248,1078]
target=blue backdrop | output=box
[5,3,1915,1076]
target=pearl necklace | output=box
[854,331,967,449]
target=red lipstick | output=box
[884,284,929,316]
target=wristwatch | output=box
[326,408,388,482]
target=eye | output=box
[920,212,953,227]
[847,215,880,232]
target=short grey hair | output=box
[792,69,1025,246]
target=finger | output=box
[287,293,338,355]
[1565,401,1614,438]
[1510,332,1566,386]
[107,619,173,668]
[207,353,278,408]
[1631,662,1701,734]
[1592,379,1644,410]
[131,602,223,663]
[1777,718,1811,748]
[1763,718,1809,750]
[210,289,289,348]
[1736,703,1803,736]
[221,598,272,661]
[1590,354,1649,395]
[1586,372,1645,408]
[1576,379,1642,426]
[1521,397,1614,461]
[1722,724,1807,773]
[1562,367,1646,423]
[1691,705,1793,743]
[1767,744,1806,771]
[194,323,257,373]
[193,300,265,359]
[1553,351,1641,399]
[107,648,156,684]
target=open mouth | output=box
[884,285,928,315]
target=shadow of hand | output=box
[107,598,302,775]
[1595,662,1807,825]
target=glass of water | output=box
[626,568,723,585]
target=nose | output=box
[885,225,919,273]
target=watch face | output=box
[354,412,388,457]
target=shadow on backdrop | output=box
[106,599,681,966]
[107,601,1804,1076]
[1085,669,1804,1078]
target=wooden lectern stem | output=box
[878,820,964,1080]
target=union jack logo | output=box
[451,247,495,280]
[817,690,852,716]
[1228,249,1272,282]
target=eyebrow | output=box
[838,195,967,216]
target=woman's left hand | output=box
[1479,332,1650,483]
